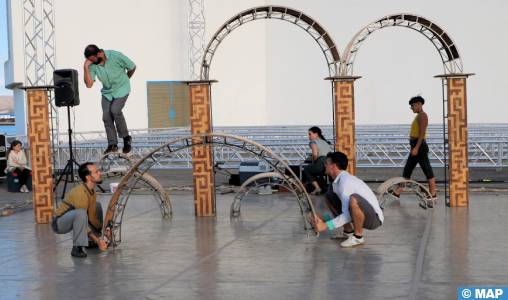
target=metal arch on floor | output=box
[98,152,172,247]
[98,152,135,178]
[230,172,308,219]
[103,133,318,247]
[376,177,435,210]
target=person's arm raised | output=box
[127,66,136,79]
[83,59,94,88]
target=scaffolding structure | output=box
[188,0,206,80]
[40,124,508,170]
[22,0,60,166]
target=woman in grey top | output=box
[304,126,333,195]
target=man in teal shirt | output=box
[83,44,136,154]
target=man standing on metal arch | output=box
[83,44,136,154]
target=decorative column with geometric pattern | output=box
[187,80,217,216]
[326,76,361,175]
[439,74,472,207]
[21,87,55,223]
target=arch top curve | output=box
[340,13,464,76]
[200,5,340,79]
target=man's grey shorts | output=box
[351,193,382,230]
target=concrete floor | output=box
[1,189,508,300]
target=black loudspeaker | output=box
[0,135,6,159]
[54,69,80,107]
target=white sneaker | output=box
[20,185,28,193]
[340,235,365,248]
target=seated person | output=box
[313,152,384,248]
[5,140,31,193]
[303,126,332,195]
[52,162,108,258]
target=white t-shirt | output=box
[328,171,384,229]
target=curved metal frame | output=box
[341,13,463,75]
[131,172,172,216]
[376,177,435,209]
[98,153,172,245]
[98,152,134,178]
[102,171,173,247]
[230,172,305,218]
[103,133,318,247]
[200,5,340,79]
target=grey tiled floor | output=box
[1,190,507,300]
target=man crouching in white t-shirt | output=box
[313,151,384,247]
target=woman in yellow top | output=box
[394,96,437,200]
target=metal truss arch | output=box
[98,152,134,177]
[106,171,172,246]
[341,13,464,75]
[98,153,171,246]
[103,133,318,247]
[188,0,206,80]
[376,177,435,210]
[200,5,340,79]
[230,172,307,220]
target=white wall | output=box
[205,0,268,126]
[3,0,24,88]
[53,0,188,133]
[265,21,333,126]
[5,0,508,134]
[206,0,508,125]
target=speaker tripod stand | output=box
[54,105,80,200]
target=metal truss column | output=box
[436,73,474,207]
[188,0,206,80]
[22,0,60,170]
[440,78,451,206]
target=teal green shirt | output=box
[89,50,136,101]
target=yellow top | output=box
[410,113,426,139]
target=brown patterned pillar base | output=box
[326,76,361,175]
[187,80,217,216]
[24,88,54,223]
[444,75,471,207]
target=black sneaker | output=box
[122,135,132,154]
[71,246,87,258]
[104,144,118,155]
